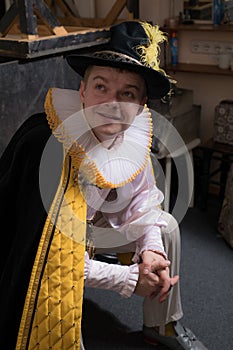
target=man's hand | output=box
[152,266,179,303]
[138,250,179,303]
[134,255,170,297]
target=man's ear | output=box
[79,80,85,103]
[137,96,148,114]
[142,96,148,106]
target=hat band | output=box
[93,50,143,67]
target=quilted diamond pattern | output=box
[29,165,86,349]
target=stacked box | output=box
[218,164,233,248]
[214,100,233,145]
[149,88,200,157]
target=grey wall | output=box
[0,55,82,156]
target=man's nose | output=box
[105,99,121,110]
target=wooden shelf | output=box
[164,23,233,32]
[0,26,110,59]
[0,0,135,59]
[166,63,233,76]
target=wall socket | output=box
[191,40,233,55]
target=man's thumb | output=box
[143,264,151,275]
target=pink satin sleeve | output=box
[84,252,139,298]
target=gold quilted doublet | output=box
[29,230,85,349]
[17,159,86,350]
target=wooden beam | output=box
[34,0,67,35]
[18,0,38,37]
[53,0,81,19]
[0,2,18,37]
[103,0,127,26]
[126,0,139,19]
[47,0,84,26]
[0,0,68,38]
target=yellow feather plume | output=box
[136,21,167,74]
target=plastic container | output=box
[213,0,223,25]
[170,31,178,66]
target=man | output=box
[0,21,207,349]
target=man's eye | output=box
[96,84,105,91]
[124,91,134,98]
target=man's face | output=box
[79,66,147,142]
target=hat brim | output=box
[66,54,170,100]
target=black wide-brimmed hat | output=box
[66,21,171,99]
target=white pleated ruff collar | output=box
[44,88,152,188]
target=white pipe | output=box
[5,0,12,11]
[89,0,96,18]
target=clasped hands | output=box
[134,250,179,303]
